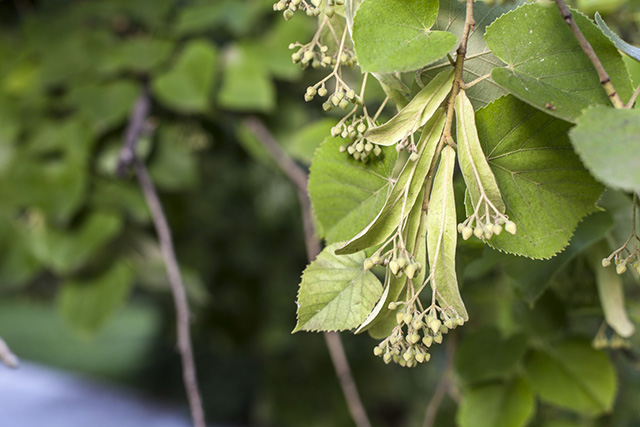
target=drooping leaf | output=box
[506,211,614,304]
[352,0,457,73]
[455,90,506,219]
[58,261,134,336]
[587,242,635,338]
[422,0,523,109]
[294,243,384,332]
[365,70,453,146]
[569,106,640,195]
[485,3,633,123]
[427,145,468,320]
[455,328,528,385]
[337,112,446,254]
[308,137,397,244]
[475,95,603,259]
[151,39,218,114]
[525,338,617,415]
[457,378,535,427]
[595,12,640,63]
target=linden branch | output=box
[117,84,206,427]
[244,116,372,427]
[552,0,625,108]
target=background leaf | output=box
[570,106,640,195]
[352,0,457,73]
[294,243,383,332]
[595,12,640,63]
[308,137,397,244]
[485,3,633,123]
[475,95,603,259]
[525,338,617,415]
[457,378,535,427]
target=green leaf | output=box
[286,118,338,166]
[570,106,640,195]
[293,243,384,332]
[595,12,640,63]
[455,328,528,385]
[102,37,173,75]
[58,261,134,336]
[28,212,123,275]
[475,95,603,259]
[365,70,453,146]
[458,378,535,427]
[217,43,275,112]
[525,339,617,415]
[149,125,199,191]
[455,90,506,219]
[587,242,635,338]
[427,146,468,320]
[308,137,397,244]
[352,0,457,73]
[151,39,218,114]
[506,211,614,304]
[485,3,634,123]
[337,112,446,254]
[422,0,523,109]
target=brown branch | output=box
[626,84,640,109]
[0,336,19,369]
[552,0,625,108]
[120,86,206,427]
[423,333,457,427]
[244,117,372,427]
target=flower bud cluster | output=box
[290,42,356,70]
[333,118,382,163]
[373,304,464,367]
[363,250,422,279]
[458,207,515,241]
[315,86,361,111]
[274,0,340,20]
[602,249,640,275]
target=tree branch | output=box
[244,117,372,427]
[552,0,625,108]
[0,336,19,369]
[119,85,206,427]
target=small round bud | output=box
[331,127,341,138]
[339,99,349,110]
[363,258,375,270]
[304,94,314,102]
[364,142,373,152]
[492,224,503,235]
[373,146,382,156]
[473,226,484,239]
[616,263,627,275]
[602,258,611,268]
[322,101,332,111]
[283,9,295,20]
[339,145,347,153]
[408,333,421,344]
[429,319,442,333]
[415,352,425,363]
[404,263,417,279]
[388,301,398,310]
[412,318,424,330]
[402,312,413,325]
[403,349,414,362]
[373,346,383,356]
[306,86,317,96]
[347,145,355,155]
[422,335,433,347]
[409,152,419,162]
[484,229,492,240]
[456,317,464,326]
[457,223,464,233]
[396,312,404,325]
[353,152,361,160]
[355,142,364,153]
[505,221,517,235]
[330,94,340,106]
[462,226,473,240]
[440,325,449,334]
[317,87,328,97]
[433,333,443,344]
[444,319,454,329]
[383,352,392,364]
[346,89,356,99]
[357,123,367,133]
[325,6,334,17]
[396,256,407,269]
[389,260,400,275]
[291,52,301,62]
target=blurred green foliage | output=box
[0,0,640,426]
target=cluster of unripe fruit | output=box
[274,0,345,20]
[601,249,640,275]
[304,85,361,111]
[290,42,357,70]
[364,249,422,279]
[373,304,464,367]
[457,213,516,241]
[332,117,384,162]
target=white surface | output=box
[0,362,191,427]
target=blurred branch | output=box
[244,117,372,427]
[0,336,19,369]
[423,333,457,427]
[119,84,206,427]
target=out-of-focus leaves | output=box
[58,261,134,336]
[148,125,200,191]
[152,39,218,114]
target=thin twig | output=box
[626,84,640,109]
[244,117,372,427]
[0,336,19,369]
[552,0,625,108]
[119,86,206,427]
[423,333,457,427]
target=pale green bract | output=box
[365,70,453,146]
[485,3,633,123]
[475,95,603,259]
[595,12,640,64]
[352,0,457,73]
[570,106,640,195]
[427,145,468,320]
[337,112,446,255]
[293,243,384,332]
